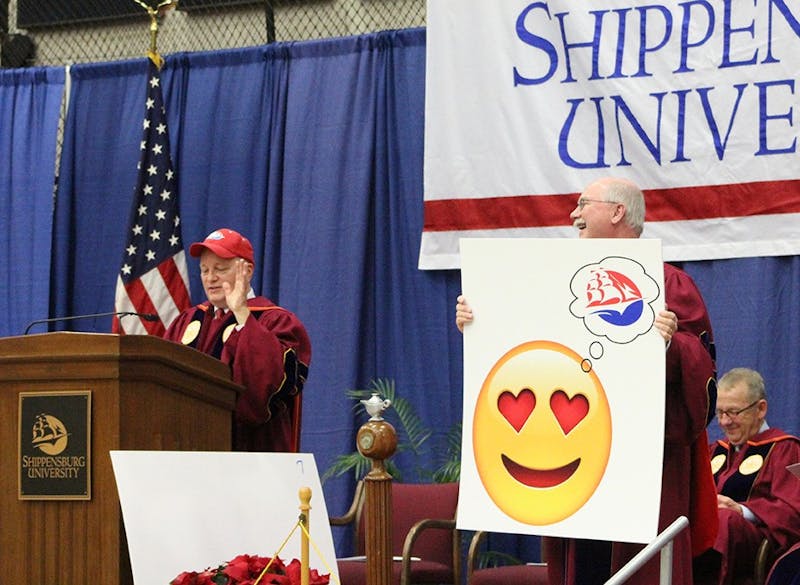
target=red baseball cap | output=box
[189,228,255,264]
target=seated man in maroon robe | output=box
[710,367,800,585]
[164,228,311,452]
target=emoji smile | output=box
[501,454,581,488]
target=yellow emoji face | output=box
[473,340,612,524]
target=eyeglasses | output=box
[575,198,618,210]
[714,399,761,420]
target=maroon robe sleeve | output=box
[663,263,715,443]
[221,304,311,425]
[662,264,719,557]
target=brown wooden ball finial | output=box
[357,419,398,462]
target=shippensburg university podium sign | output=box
[18,391,91,500]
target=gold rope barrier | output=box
[248,486,343,585]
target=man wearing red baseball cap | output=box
[163,228,311,452]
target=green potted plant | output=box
[321,378,461,484]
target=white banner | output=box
[421,0,800,269]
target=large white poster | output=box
[421,0,800,269]
[111,451,338,585]
[458,238,665,543]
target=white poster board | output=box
[111,451,339,585]
[458,238,665,544]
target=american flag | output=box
[114,57,191,335]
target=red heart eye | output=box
[550,390,589,434]
[497,388,536,432]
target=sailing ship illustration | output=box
[31,413,69,449]
[585,268,641,307]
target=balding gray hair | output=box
[602,179,645,236]
[718,367,766,402]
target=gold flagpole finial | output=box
[132,0,178,69]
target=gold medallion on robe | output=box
[222,323,236,343]
[181,321,201,345]
[710,453,726,475]
[739,454,764,475]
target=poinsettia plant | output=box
[170,554,330,585]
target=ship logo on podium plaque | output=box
[18,391,91,500]
[31,413,70,455]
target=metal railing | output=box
[604,516,689,585]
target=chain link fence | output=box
[1,0,426,67]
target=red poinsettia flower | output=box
[171,555,329,585]
[170,568,218,585]
[285,559,330,585]
[224,554,262,581]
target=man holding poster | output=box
[456,177,719,585]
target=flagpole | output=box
[114,0,192,336]
[131,0,178,68]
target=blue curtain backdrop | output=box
[0,66,64,336]
[2,28,800,558]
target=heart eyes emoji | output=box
[497,388,589,434]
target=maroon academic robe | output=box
[710,428,800,585]
[163,297,311,452]
[547,263,718,585]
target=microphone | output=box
[23,311,159,335]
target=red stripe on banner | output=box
[646,180,800,221]
[423,180,800,232]
[158,259,191,311]
[124,278,166,336]
[423,193,577,231]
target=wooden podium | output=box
[0,332,242,585]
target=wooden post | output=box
[299,486,311,585]
[356,396,398,585]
